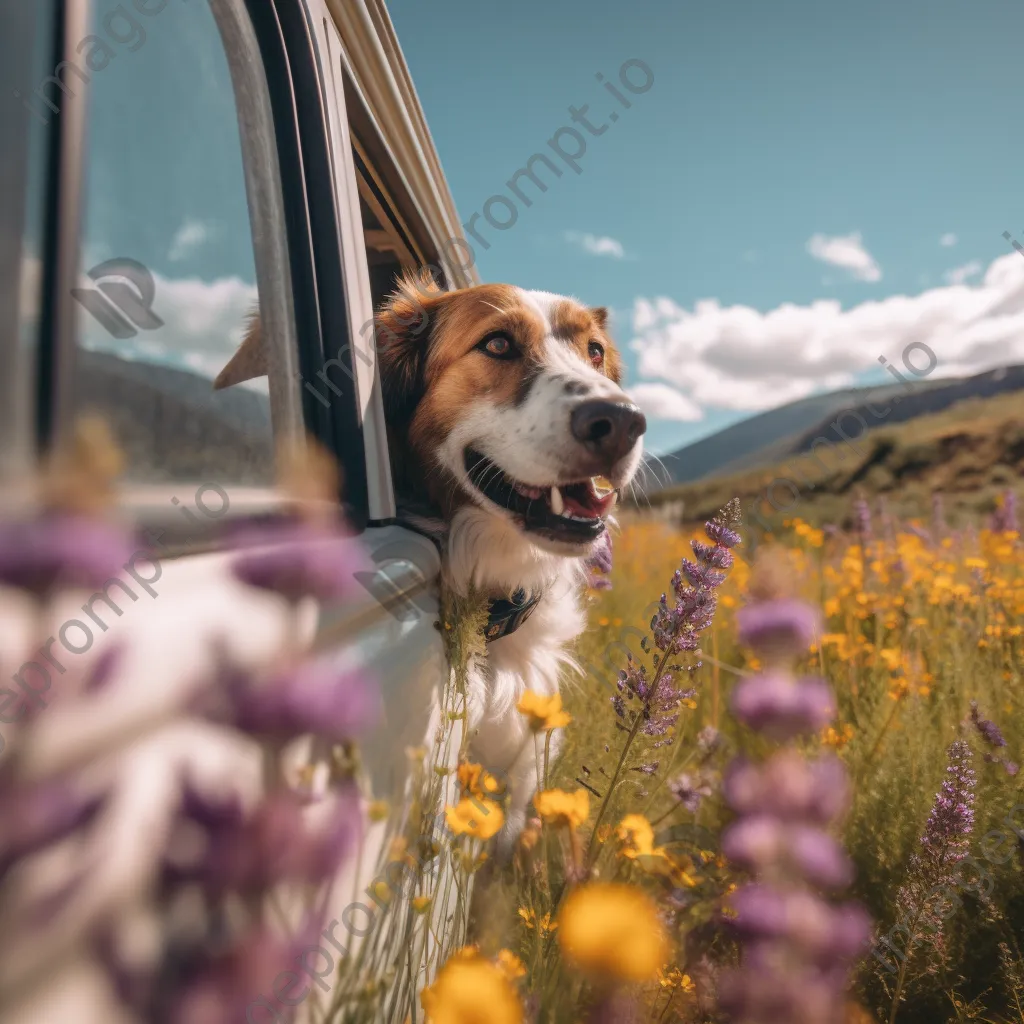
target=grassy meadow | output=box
[423,494,1024,1023]
[641,389,1024,532]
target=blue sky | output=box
[386,0,1024,455]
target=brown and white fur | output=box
[216,271,647,854]
[373,272,646,852]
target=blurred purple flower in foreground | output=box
[0,436,376,1024]
[231,519,367,603]
[719,552,869,1024]
[0,514,136,598]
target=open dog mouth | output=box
[464,448,617,543]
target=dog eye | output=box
[478,332,517,359]
[588,341,605,367]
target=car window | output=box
[70,0,282,486]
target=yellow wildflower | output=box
[495,949,527,982]
[533,788,590,829]
[369,880,392,905]
[518,907,557,936]
[412,896,432,914]
[457,762,505,799]
[615,814,663,860]
[657,966,696,992]
[516,690,572,731]
[557,883,669,982]
[445,798,505,840]
[822,723,854,748]
[420,949,523,1024]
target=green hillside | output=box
[637,389,1024,532]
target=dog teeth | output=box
[550,486,564,516]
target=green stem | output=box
[887,906,925,1024]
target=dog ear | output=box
[214,307,266,389]
[375,268,445,422]
[590,306,609,331]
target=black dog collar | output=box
[483,588,541,642]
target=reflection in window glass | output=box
[73,0,274,485]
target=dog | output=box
[216,270,647,853]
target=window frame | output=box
[27,0,377,541]
[0,1,55,490]
[14,0,475,545]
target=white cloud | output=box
[943,260,982,286]
[79,269,257,381]
[626,382,704,422]
[563,231,625,259]
[629,251,1024,414]
[806,231,882,282]
[940,232,958,247]
[169,219,211,262]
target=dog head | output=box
[378,271,646,557]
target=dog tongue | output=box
[563,481,616,518]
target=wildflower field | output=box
[429,494,1024,1024]
[2,420,1022,1024]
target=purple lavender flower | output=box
[722,818,853,889]
[585,530,614,590]
[0,515,135,597]
[0,778,106,876]
[669,769,714,813]
[723,752,850,825]
[696,724,722,755]
[969,701,1006,748]
[853,497,872,542]
[165,923,323,1024]
[231,519,367,602]
[648,501,741,658]
[721,557,866,1023]
[882,740,978,1013]
[990,489,1018,534]
[0,484,374,1024]
[705,519,742,549]
[727,885,871,961]
[736,600,821,661]
[221,658,381,742]
[730,674,835,741]
[170,784,358,895]
[917,739,975,870]
[612,655,696,743]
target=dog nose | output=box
[570,400,647,463]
